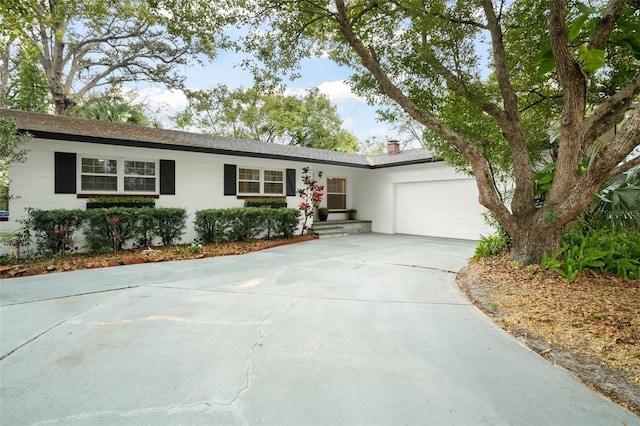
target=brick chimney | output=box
[387,140,400,154]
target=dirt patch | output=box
[456,254,640,415]
[1,235,317,279]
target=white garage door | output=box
[395,180,492,240]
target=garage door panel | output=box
[396,180,491,240]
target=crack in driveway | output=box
[226,296,296,409]
[1,285,140,307]
[0,308,90,361]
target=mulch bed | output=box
[456,253,640,415]
[0,235,317,279]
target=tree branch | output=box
[588,0,626,50]
[609,154,640,176]
[482,0,535,214]
[332,0,515,233]
[583,76,640,146]
[548,0,588,204]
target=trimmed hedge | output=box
[27,206,298,255]
[28,207,187,254]
[194,207,300,243]
[85,207,187,252]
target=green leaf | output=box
[537,57,556,75]
[615,37,640,60]
[568,14,589,41]
[578,46,605,73]
[535,44,556,75]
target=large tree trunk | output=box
[54,97,74,115]
[509,220,564,265]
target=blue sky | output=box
[131,51,396,145]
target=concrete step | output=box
[311,220,372,236]
[310,225,349,239]
[314,231,350,239]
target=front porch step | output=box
[310,220,372,239]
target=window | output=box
[239,168,260,194]
[124,160,156,192]
[264,170,284,194]
[327,177,346,210]
[238,168,284,195]
[81,158,118,191]
[79,156,157,193]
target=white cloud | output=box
[368,126,391,137]
[317,80,364,103]
[130,87,188,114]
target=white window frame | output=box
[263,169,284,195]
[326,176,347,210]
[237,166,285,196]
[123,159,158,193]
[78,155,159,195]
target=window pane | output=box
[82,158,117,174]
[239,181,260,193]
[264,182,284,194]
[327,194,346,210]
[264,170,283,182]
[239,168,260,180]
[327,177,346,193]
[124,177,156,192]
[81,175,117,191]
[125,160,155,176]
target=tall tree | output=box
[1,43,50,112]
[0,0,226,115]
[174,85,359,151]
[235,0,640,264]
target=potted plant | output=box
[347,208,357,220]
[317,207,329,222]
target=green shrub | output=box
[88,196,155,205]
[152,208,186,245]
[28,208,86,256]
[194,209,229,243]
[194,207,301,243]
[84,208,140,253]
[134,207,159,247]
[227,208,268,241]
[274,208,300,238]
[84,207,186,252]
[541,228,640,280]
[474,233,509,258]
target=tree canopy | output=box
[0,0,227,115]
[174,85,359,151]
[70,86,154,126]
[231,0,640,264]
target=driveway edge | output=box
[456,263,640,416]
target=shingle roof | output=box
[1,108,435,168]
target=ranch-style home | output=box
[0,108,492,248]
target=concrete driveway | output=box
[1,234,638,425]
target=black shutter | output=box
[286,168,296,196]
[224,164,237,195]
[159,160,176,195]
[55,152,76,194]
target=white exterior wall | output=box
[1,136,493,255]
[350,162,493,239]
[1,138,361,249]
